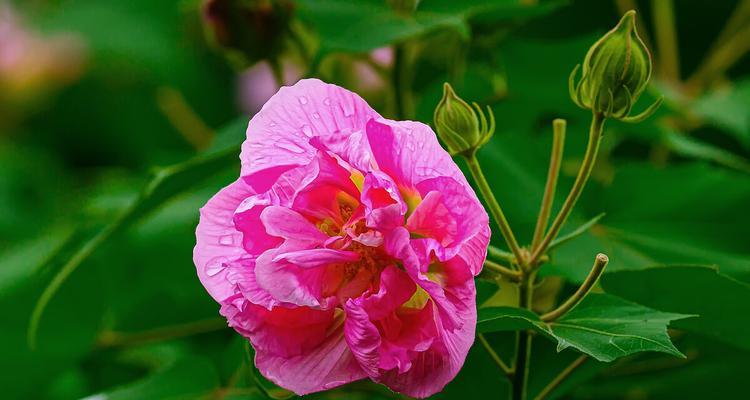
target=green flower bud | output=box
[434,83,495,156]
[570,10,663,122]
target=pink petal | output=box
[365,118,470,190]
[221,300,366,395]
[194,179,259,303]
[360,171,406,231]
[407,176,489,258]
[260,206,328,244]
[240,78,380,180]
[256,326,367,395]
[273,248,360,268]
[377,227,479,397]
[255,245,334,308]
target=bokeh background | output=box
[2,0,749,399]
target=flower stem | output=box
[512,271,536,400]
[652,0,681,82]
[478,333,514,378]
[541,253,609,322]
[529,112,605,266]
[533,355,588,400]
[393,42,413,120]
[465,154,526,265]
[485,259,521,282]
[531,119,566,253]
[96,317,227,348]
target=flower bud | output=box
[434,83,495,156]
[202,0,294,66]
[569,10,662,122]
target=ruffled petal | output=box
[221,300,366,395]
[360,171,406,231]
[194,179,260,303]
[274,248,360,268]
[260,206,328,244]
[377,227,479,397]
[255,245,335,308]
[241,78,380,181]
[365,118,471,190]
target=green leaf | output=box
[552,163,750,283]
[27,118,246,348]
[297,0,467,53]
[662,129,750,174]
[297,0,562,54]
[549,293,691,362]
[478,306,546,333]
[692,79,750,147]
[603,265,750,351]
[478,294,690,362]
[83,356,220,400]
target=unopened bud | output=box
[569,10,662,122]
[202,0,294,65]
[434,83,495,156]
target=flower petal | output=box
[407,176,489,261]
[260,206,328,244]
[241,78,380,181]
[365,118,470,189]
[274,248,360,268]
[221,300,366,395]
[194,179,258,303]
[378,227,479,397]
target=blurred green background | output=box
[2,0,749,399]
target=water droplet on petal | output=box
[298,96,308,105]
[301,125,313,137]
[269,121,277,127]
[206,257,229,277]
[341,101,355,117]
[312,112,321,119]
[219,235,234,245]
[323,97,331,106]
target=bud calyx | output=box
[569,10,662,122]
[434,83,495,156]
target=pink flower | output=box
[194,79,490,397]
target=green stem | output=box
[465,155,525,265]
[529,113,605,266]
[478,333,514,378]
[485,260,521,282]
[652,0,681,82]
[531,119,566,252]
[488,245,515,264]
[540,253,609,322]
[512,271,536,400]
[393,43,413,120]
[269,58,284,87]
[533,355,588,400]
[96,318,227,348]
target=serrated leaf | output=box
[478,294,690,362]
[478,306,546,333]
[603,265,750,351]
[549,293,691,362]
